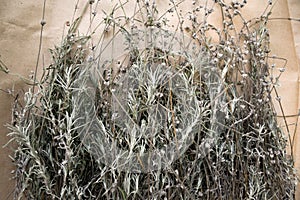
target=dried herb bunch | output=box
[7,0,296,199]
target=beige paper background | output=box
[0,0,299,199]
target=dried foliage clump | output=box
[6,0,297,199]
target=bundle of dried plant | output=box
[5,0,296,199]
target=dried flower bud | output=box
[40,20,46,26]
